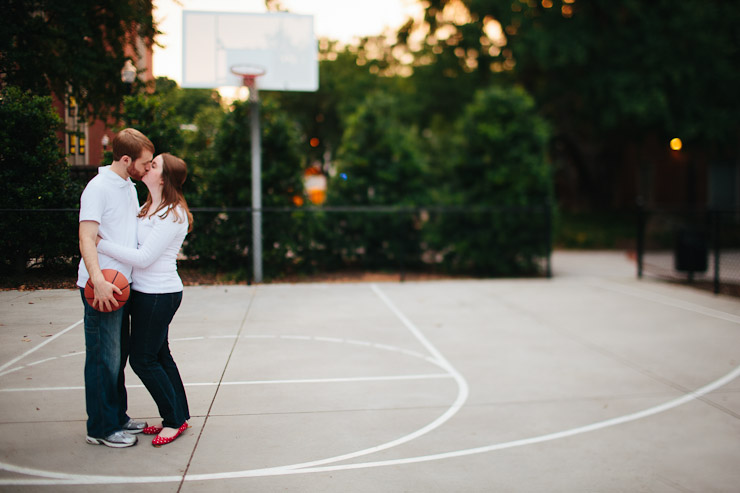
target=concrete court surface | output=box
[1,251,740,492]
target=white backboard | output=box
[182,10,318,91]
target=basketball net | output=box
[231,65,266,103]
[239,75,259,102]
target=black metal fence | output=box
[185,205,554,282]
[637,207,740,294]
[1,205,553,283]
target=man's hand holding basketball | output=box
[90,271,121,312]
[80,221,121,311]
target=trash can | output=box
[674,228,708,272]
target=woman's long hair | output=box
[138,153,194,232]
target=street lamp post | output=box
[121,60,136,93]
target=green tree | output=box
[119,93,184,156]
[410,0,740,209]
[184,99,308,279]
[154,77,222,124]
[179,104,225,199]
[145,77,224,197]
[270,39,405,173]
[1,0,156,122]
[112,91,185,202]
[0,86,81,273]
[427,85,552,275]
[330,92,428,206]
[326,91,429,269]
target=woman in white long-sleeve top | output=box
[97,153,193,447]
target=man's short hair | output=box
[111,128,154,161]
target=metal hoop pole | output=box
[250,89,262,283]
[233,68,264,283]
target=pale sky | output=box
[153,0,424,84]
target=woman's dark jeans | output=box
[129,290,190,429]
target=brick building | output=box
[52,39,153,179]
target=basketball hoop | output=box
[231,64,266,102]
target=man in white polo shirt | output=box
[77,128,153,448]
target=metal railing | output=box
[636,207,740,294]
[1,204,553,283]
[185,204,553,282]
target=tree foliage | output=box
[325,91,430,269]
[1,0,156,122]
[0,86,81,273]
[109,87,185,202]
[426,85,552,275]
[184,99,308,279]
[119,93,184,156]
[154,77,222,124]
[451,85,552,205]
[330,92,429,206]
[403,0,740,208]
[269,40,399,171]
[475,0,740,147]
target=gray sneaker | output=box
[86,431,138,448]
[122,418,148,434]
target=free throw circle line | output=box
[0,284,469,484]
[4,342,740,485]
[3,282,738,484]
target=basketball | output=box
[84,269,130,312]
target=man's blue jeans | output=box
[80,289,131,438]
[129,290,190,429]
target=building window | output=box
[67,96,77,118]
[65,94,87,166]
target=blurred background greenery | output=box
[2,0,737,282]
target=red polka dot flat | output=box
[141,425,164,435]
[152,422,189,447]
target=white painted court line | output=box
[0,334,443,384]
[0,352,84,378]
[2,280,740,485]
[256,360,740,477]
[0,319,82,373]
[216,374,452,386]
[4,365,738,485]
[0,283,469,485]
[587,278,740,324]
[0,366,23,377]
[0,385,87,392]
[0,374,452,392]
[191,284,472,479]
[27,357,58,367]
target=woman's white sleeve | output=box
[97,217,179,268]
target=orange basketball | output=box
[84,269,130,312]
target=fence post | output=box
[636,199,645,279]
[545,201,552,278]
[713,210,720,294]
[398,210,406,282]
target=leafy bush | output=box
[119,92,185,155]
[554,211,636,249]
[112,90,188,201]
[0,86,82,273]
[425,85,553,275]
[326,92,430,269]
[184,98,311,279]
